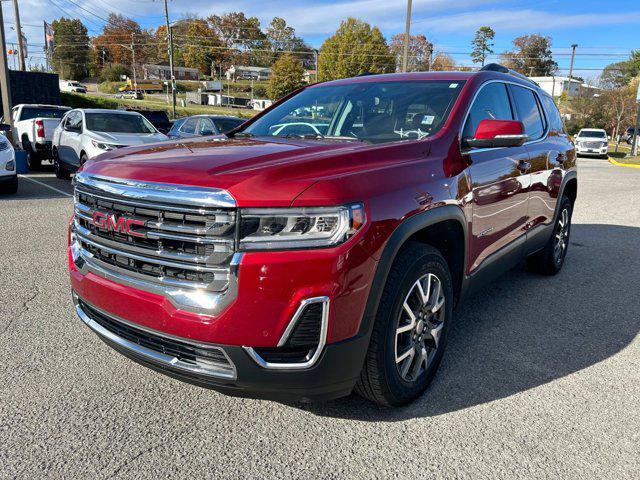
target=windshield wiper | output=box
[231,131,254,138]
[280,133,364,142]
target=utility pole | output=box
[12,0,25,71]
[402,0,412,72]
[0,3,15,144]
[427,42,433,71]
[563,43,577,115]
[632,83,640,156]
[163,0,176,119]
[313,49,318,82]
[130,33,137,91]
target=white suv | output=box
[0,124,17,194]
[574,128,609,158]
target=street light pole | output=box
[163,0,176,119]
[563,43,578,115]
[12,0,25,71]
[131,33,137,92]
[402,0,412,73]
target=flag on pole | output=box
[44,21,54,53]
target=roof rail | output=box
[480,63,539,87]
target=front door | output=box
[462,81,531,272]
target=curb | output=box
[608,157,640,169]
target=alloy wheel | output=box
[554,208,570,265]
[395,273,446,382]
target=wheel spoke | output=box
[428,278,444,313]
[399,348,415,378]
[396,345,414,364]
[409,346,427,379]
[429,322,444,349]
[402,301,416,325]
[415,278,429,306]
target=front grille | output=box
[77,297,235,379]
[583,141,605,149]
[73,177,237,293]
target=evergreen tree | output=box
[471,27,495,66]
[52,18,91,80]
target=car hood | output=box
[88,131,167,146]
[82,136,419,206]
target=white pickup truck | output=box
[11,104,70,170]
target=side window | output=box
[66,111,83,130]
[463,82,513,139]
[180,117,198,134]
[540,94,565,135]
[197,118,216,135]
[510,85,545,141]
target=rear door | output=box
[462,81,532,272]
[509,85,566,243]
[58,111,83,167]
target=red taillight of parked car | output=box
[35,119,45,139]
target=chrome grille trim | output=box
[74,171,236,208]
[72,173,240,314]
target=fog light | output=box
[5,159,14,171]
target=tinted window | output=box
[197,118,216,135]
[20,107,68,121]
[168,118,186,136]
[540,95,565,134]
[213,118,244,133]
[244,81,465,144]
[66,111,83,130]
[510,85,545,140]
[180,117,199,134]
[85,113,155,133]
[463,82,513,139]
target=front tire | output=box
[527,195,572,275]
[355,243,453,407]
[53,151,70,180]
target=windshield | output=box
[579,130,606,138]
[20,107,67,121]
[85,113,156,134]
[214,118,244,133]
[242,80,465,144]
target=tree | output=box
[267,53,305,100]
[500,34,558,76]
[600,51,640,88]
[601,80,638,143]
[318,18,395,81]
[431,53,456,71]
[470,26,495,66]
[265,17,313,68]
[389,33,433,71]
[207,12,269,68]
[181,19,223,75]
[93,14,153,76]
[52,18,92,80]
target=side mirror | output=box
[464,119,528,149]
[0,123,11,132]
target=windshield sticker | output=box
[421,116,435,125]
[449,83,459,88]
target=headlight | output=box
[238,203,365,250]
[0,141,10,151]
[5,159,14,171]
[91,140,118,150]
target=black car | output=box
[126,109,173,135]
[168,115,246,139]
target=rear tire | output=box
[22,137,41,171]
[355,242,453,407]
[526,195,572,275]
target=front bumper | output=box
[74,293,368,402]
[576,145,608,156]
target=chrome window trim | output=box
[460,78,550,154]
[73,293,237,380]
[243,296,330,371]
[74,171,236,208]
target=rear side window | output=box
[463,82,513,139]
[20,107,67,121]
[510,85,545,141]
[213,118,244,133]
[540,95,565,134]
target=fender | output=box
[357,205,468,338]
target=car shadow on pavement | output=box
[295,223,640,421]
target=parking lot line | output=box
[19,175,73,197]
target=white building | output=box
[529,76,601,99]
[225,66,272,81]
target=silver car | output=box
[52,109,167,179]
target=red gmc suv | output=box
[69,64,576,406]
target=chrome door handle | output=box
[517,160,531,172]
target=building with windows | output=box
[529,76,601,99]
[225,66,272,81]
[143,62,200,81]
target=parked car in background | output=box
[116,90,143,100]
[10,104,70,170]
[167,114,245,139]
[574,128,609,158]
[52,109,167,179]
[68,65,577,406]
[622,127,635,144]
[59,80,87,94]
[126,109,173,135]
[0,124,17,194]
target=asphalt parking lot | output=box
[1,158,638,479]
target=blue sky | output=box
[6,0,640,80]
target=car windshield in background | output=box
[579,130,606,138]
[214,118,244,133]
[242,80,465,144]
[20,107,67,121]
[85,113,156,134]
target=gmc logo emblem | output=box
[92,211,145,237]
